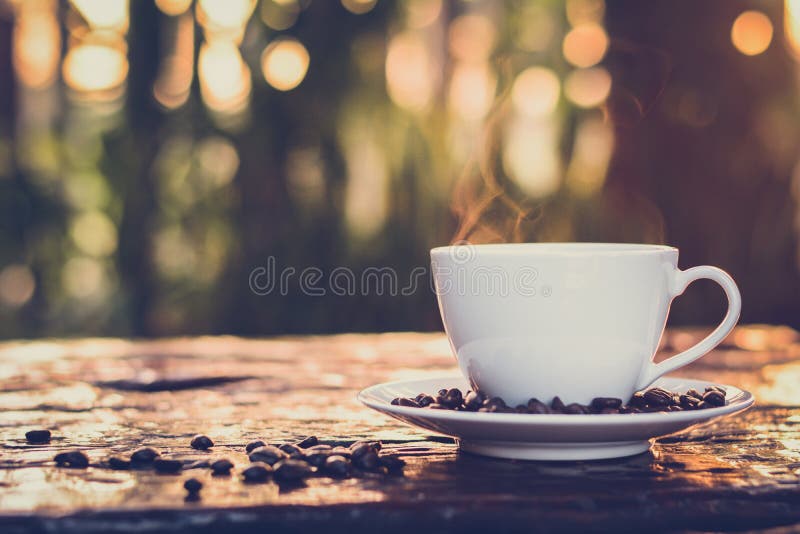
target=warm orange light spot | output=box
[564,67,611,108]
[786,0,800,60]
[448,63,496,120]
[562,23,608,68]
[12,3,61,89]
[153,12,194,109]
[341,0,377,15]
[511,66,560,117]
[197,0,256,37]
[63,42,129,94]
[385,31,437,112]
[0,265,35,308]
[155,0,193,16]
[198,40,251,113]
[70,0,129,31]
[731,10,773,56]
[449,14,496,62]
[260,39,310,91]
[406,0,442,28]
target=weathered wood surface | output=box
[0,327,799,533]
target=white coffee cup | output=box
[430,243,741,406]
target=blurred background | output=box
[0,0,798,339]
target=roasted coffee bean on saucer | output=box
[154,458,183,474]
[242,462,273,483]
[25,429,51,444]
[703,388,726,406]
[211,458,234,475]
[54,450,89,468]
[190,435,214,450]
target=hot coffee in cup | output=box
[431,243,741,406]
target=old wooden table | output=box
[1,326,799,533]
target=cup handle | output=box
[635,265,741,391]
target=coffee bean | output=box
[703,389,726,407]
[279,443,302,456]
[352,449,380,471]
[305,451,331,467]
[273,459,312,482]
[242,462,272,483]
[527,398,550,414]
[619,406,641,414]
[397,397,420,408]
[442,388,463,408]
[482,397,507,411]
[437,388,448,397]
[331,446,351,458]
[629,391,647,407]
[248,445,288,465]
[695,400,707,410]
[378,454,406,472]
[705,385,726,396]
[463,391,483,411]
[25,429,51,444]
[679,394,700,409]
[211,458,234,475]
[686,388,703,400]
[324,455,350,478]
[550,396,566,412]
[190,435,214,450]
[417,395,435,407]
[515,405,529,413]
[54,450,89,468]
[643,387,673,406]
[184,478,203,494]
[391,398,400,405]
[306,444,332,452]
[590,398,623,412]
[296,436,318,449]
[108,456,131,470]
[130,447,160,466]
[245,440,266,453]
[565,403,588,414]
[154,458,183,474]
[350,442,377,461]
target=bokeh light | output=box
[69,211,118,257]
[260,0,300,30]
[449,14,496,62]
[261,39,310,91]
[564,67,612,108]
[562,23,608,68]
[511,67,560,118]
[448,64,496,120]
[63,41,129,96]
[566,117,614,196]
[406,0,442,28]
[731,11,773,56]
[0,265,36,308]
[786,0,800,60]
[386,31,437,112]
[503,117,561,198]
[12,1,61,89]
[198,40,252,113]
[154,12,195,109]
[62,257,108,299]
[155,0,193,16]
[70,0,129,31]
[197,0,256,39]
[341,0,377,15]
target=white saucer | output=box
[358,376,754,461]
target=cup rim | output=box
[430,242,678,256]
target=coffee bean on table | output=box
[154,458,183,474]
[242,462,273,483]
[245,440,266,453]
[703,389,726,406]
[352,448,380,471]
[54,450,89,468]
[25,429,51,444]
[210,458,234,475]
[379,454,406,472]
[108,456,131,470]
[273,459,312,482]
[305,450,331,468]
[248,445,288,465]
[643,387,673,406]
[184,477,203,494]
[130,447,160,467]
[296,436,318,449]
[324,455,350,478]
[190,435,214,450]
